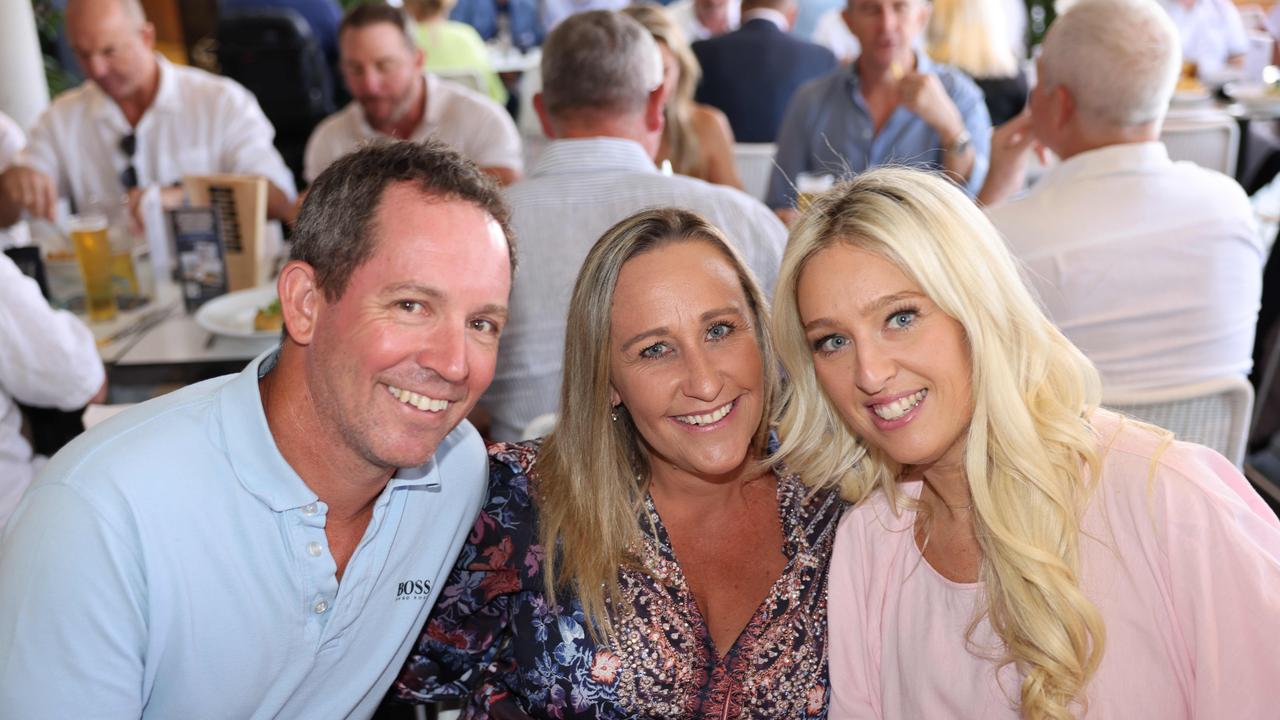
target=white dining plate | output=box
[194,285,280,339]
[1224,82,1280,113]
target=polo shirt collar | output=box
[219,350,443,514]
[1036,141,1172,190]
[532,137,659,177]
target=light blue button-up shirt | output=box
[766,51,992,208]
[0,351,488,719]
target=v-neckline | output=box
[638,473,800,662]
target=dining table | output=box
[93,279,277,403]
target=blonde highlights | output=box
[772,168,1105,719]
[536,207,778,637]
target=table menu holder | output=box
[169,206,229,312]
[181,174,268,292]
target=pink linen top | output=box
[828,410,1280,718]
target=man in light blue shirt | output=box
[766,0,991,218]
[0,139,516,718]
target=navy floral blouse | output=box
[393,440,846,719]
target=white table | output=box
[91,281,277,400]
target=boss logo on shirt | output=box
[396,579,433,600]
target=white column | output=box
[0,0,51,131]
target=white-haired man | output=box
[485,10,786,441]
[983,0,1261,397]
[0,0,297,226]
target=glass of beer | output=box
[70,213,117,322]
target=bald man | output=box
[0,0,296,227]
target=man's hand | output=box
[899,71,965,140]
[0,166,58,223]
[126,185,185,233]
[978,110,1045,207]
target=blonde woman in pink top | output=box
[769,166,1280,719]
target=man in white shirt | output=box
[668,0,742,41]
[1161,0,1249,78]
[983,0,1261,396]
[304,3,522,186]
[0,0,297,227]
[486,10,787,441]
[0,254,105,532]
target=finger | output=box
[39,179,56,221]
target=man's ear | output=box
[644,82,668,134]
[278,260,321,345]
[533,92,557,139]
[1052,84,1075,132]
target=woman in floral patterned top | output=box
[392,209,845,718]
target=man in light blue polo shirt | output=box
[765,0,991,221]
[0,139,516,718]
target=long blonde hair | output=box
[926,0,1019,78]
[622,4,705,178]
[772,168,1105,719]
[536,207,779,637]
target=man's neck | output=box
[259,347,393,524]
[372,74,427,139]
[113,57,162,127]
[552,115,658,158]
[858,52,917,91]
[1052,122,1160,162]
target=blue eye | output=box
[706,322,734,341]
[640,343,668,359]
[813,334,850,354]
[888,309,916,330]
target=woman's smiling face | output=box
[796,243,974,474]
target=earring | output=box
[611,405,620,422]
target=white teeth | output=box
[386,384,450,413]
[872,390,926,421]
[674,400,734,426]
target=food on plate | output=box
[253,298,283,332]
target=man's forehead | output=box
[340,22,413,54]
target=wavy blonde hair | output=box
[926,0,1019,78]
[771,167,1105,719]
[622,4,706,178]
[536,207,779,637]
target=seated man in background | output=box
[1160,0,1249,79]
[983,0,1261,396]
[0,253,105,532]
[693,0,836,143]
[0,140,512,719]
[305,2,522,186]
[765,0,990,221]
[0,0,297,227]
[484,10,786,441]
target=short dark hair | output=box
[540,10,663,119]
[291,139,516,301]
[338,1,416,50]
